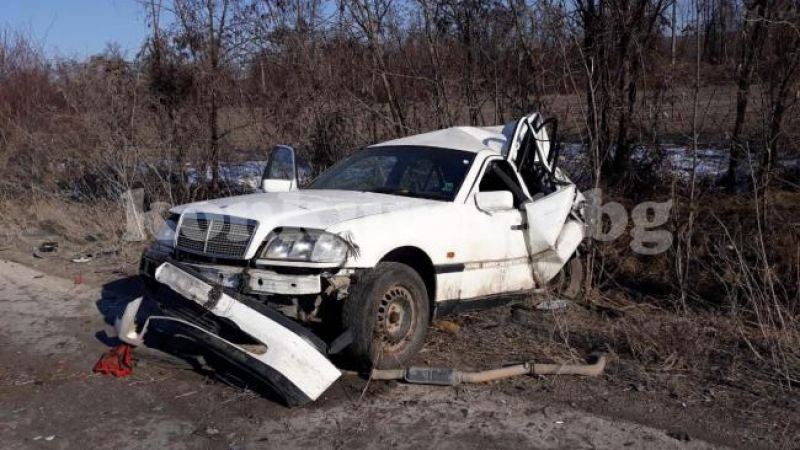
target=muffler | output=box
[370,353,606,385]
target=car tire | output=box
[142,276,161,298]
[343,262,430,370]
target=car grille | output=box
[176,214,257,259]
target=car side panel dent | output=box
[532,219,584,283]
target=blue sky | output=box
[1,0,149,58]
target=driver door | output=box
[504,115,579,280]
[458,158,536,299]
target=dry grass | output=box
[577,186,800,392]
[0,195,125,244]
[580,291,799,389]
[0,193,145,271]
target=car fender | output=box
[329,202,462,268]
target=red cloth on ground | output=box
[93,344,133,378]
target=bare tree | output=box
[170,0,242,191]
[340,0,408,137]
[574,0,671,178]
[759,0,800,180]
[414,0,454,128]
[725,0,768,191]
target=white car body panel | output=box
[523,184,577,255]
[172,190,435,260]
[533,219,585,283]
[154,262,341,401]
[502,112,552,168]
[116,263,341,403]
[372,126,508,154]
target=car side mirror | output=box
[261,145,298,193]
[475,191,514,213]
[261,179,294,193]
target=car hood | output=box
[171,189,436,259]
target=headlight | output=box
[260,228,349,264]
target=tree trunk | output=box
[726,0,768,192]
[209,90,220,192]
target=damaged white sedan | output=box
[118,113,586,406]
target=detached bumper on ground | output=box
[115,261,341,406]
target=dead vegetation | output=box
[0,0,798,404]
[580,187,800,391]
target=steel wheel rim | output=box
[376,285,416,351]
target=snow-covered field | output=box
[185,160,267,189]
[559,143,799,183]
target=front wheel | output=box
[343,262,430,369]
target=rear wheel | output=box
[343,262,430,369]
[547,254,585,301]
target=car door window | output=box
[478,160,528,207]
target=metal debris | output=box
[536,299,570,311]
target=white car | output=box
[124,113,585,405]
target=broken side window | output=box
[478,160,527,207]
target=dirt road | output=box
[0,259,753,449]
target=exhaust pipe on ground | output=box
[370,353,606,386]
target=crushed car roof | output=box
[369,125,510,154]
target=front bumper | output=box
[118,261,341,406]
[140,244,325,296]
